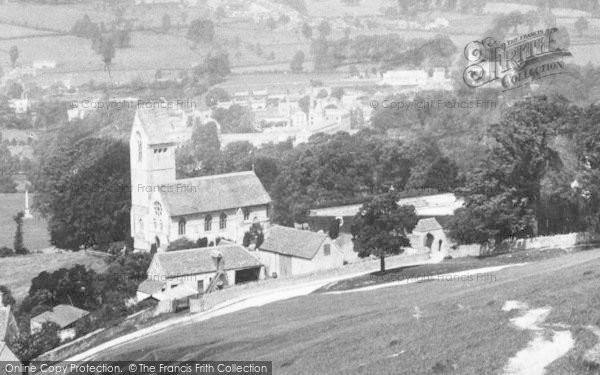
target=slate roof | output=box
[153,245,263,277]
[260,225,329,260]
[0,342,19,362]
[413,218,443,233]
[308,193,463,218]
[137,279,166,295]
[160,171,271,217]
[31,305,89,329]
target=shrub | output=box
[0,246,14,258]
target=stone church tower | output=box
[130,109,177,251]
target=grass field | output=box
[317,248,568,293]
[0,193,50,251]
[98,249,600,374]
[0,251,108,300]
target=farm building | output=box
[257,226,345,277]
[30,305,89,342]
[142,244,265,298]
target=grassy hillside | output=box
[101,249,600,374]
[0,251,108,300]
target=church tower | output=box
[130,109,177,251]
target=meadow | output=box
[0,250,108,300]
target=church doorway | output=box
[425,233,434,250]
[155,236,161,249]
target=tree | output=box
[290,50,305,73]
[9,45,19,68]
[330,87,344,100]
[205,87,231,107]
[242,223,264,248]
[0,285,16,306]
[266,17,277,31]
[177,120,222,176]
[298,95,310,115]
[448,97,564,246]
[161,14,172,33]
[9,322,60,362]
[301,23,312,40]
[215,7,226,22]
[351,193,418,273]
[13,211,27,255]
[187,19,215,44]
[200,52,231,81]
[317,20,332,38]
[575,17,589,37]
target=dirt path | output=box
[502,302,574,375]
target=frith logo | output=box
[463,28,572,90]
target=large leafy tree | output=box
[449,97,564,246]
[351,192,418,273]
[35,116,131,250]
[187,19,215,44]
[176,120,222,177]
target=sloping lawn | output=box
[0,251,108,300]
[316,248,569,293]
[99,249,600,374]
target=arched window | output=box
[178,218,186,235]
[138,218,144,233]
[154,202,163,217]
[204,215,212,232]
[136,132,142,162]
[220,212,227,229]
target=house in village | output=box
[138,244,265,301]
[130,108,272,252]
[257,225,345,277]
[30,305,89,342]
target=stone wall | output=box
[448,232,600,258]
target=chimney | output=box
[210,250,225,272]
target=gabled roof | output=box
[153,244,262,278]
[308,193,463,218]
[260,225,329,260]
[137,279,166,295]
[31,305,89,329]
[0,342,19,362]
[160,171,271,217]
[413,218,443,233]
[136,107,187,145]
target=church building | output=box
[130,108,272,252]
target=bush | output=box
[0,246,14,257]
